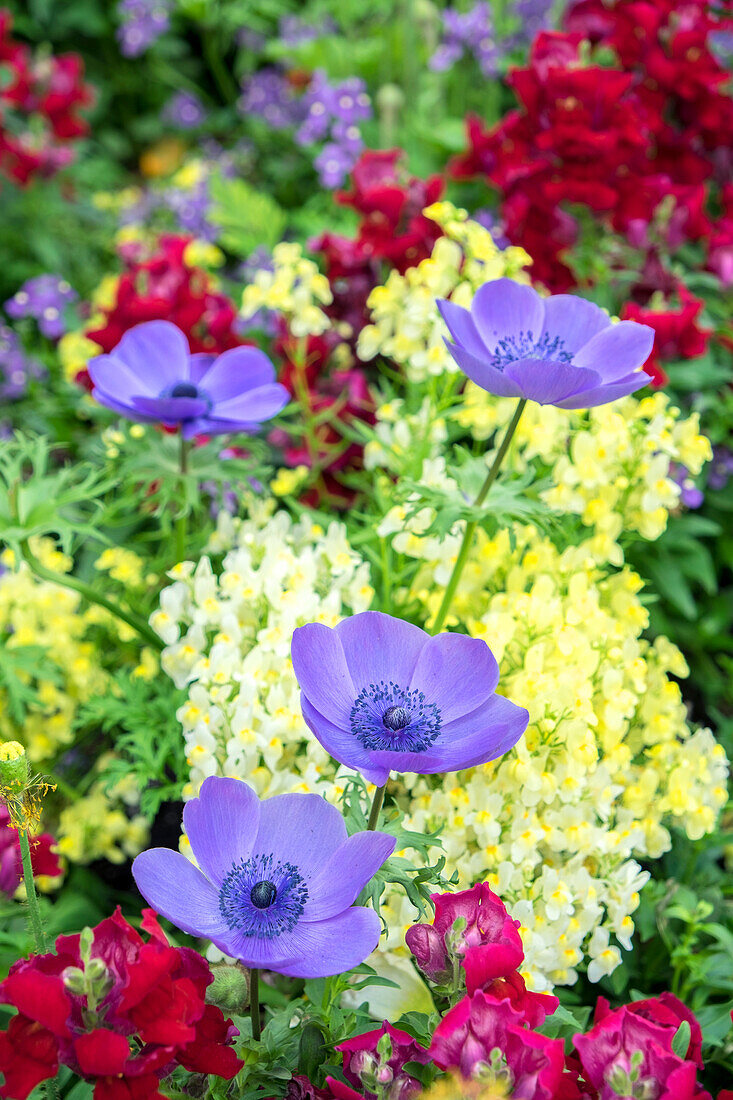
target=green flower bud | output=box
[205,963,250,1013]
[62,967,87,996]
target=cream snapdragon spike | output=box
[291,611,529,786]
[439,278,655,409]
[132,777,394,977]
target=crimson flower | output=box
[0,908,242,1100]
[0,12,93,184]
[337,150,444,274]
[78,235,245,390]
[621,289,711,388]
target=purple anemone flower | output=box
[438,278,655,409]
[291,611,528,786]
[88,320,289,438]
[133,777,394,976]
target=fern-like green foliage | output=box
[0,432,111,557]
[208,173,287,257]
[75,671,187,818]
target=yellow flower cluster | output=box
[376,524,727,991]
[94,546,147,588]
[153,503,373,802]
[240,242,333,338]
[456,387,712,564]
[0,542,107,764]
[356,202,530,381]
[55,761,148,864]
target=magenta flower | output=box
[88,320,289,438]
[439,278,655,409]
[406,884,557,1026]
[132,777,394,977]
[337,1022,430,1100]
[291,611,528,786]
[430,992,567,1098]
[573,997,705,1100]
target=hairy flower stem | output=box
[431,398,527,634]
[175,434,190,565]
[18,828,48,955]
[250,966,261,1041]
[367,782,387,831]
[19,541,164,652]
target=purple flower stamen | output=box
[491,330,572,371]
[350,680,442,752]
[218,852,308,939]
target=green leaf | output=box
[209,173,287,257]
[671,1019,691,1058]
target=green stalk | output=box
[250,966,261,1041]
[19,541,163,652]
[367,783,387,831]
[431,398,527,634]
[175,434,190,565]
[18,828,48,954]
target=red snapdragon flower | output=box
[621,288,711,387]
[0,802,62,898]
[78,236,244,390]
[573,994,711,1100]
[337,150,444,274]
[452,2,732,294]
[0,908,243,1100]
[0,11,93,184]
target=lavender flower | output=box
[116,0,172,57]
[88,320,288,438]
[0,326,45,400]
[291,611,528,786]
[669,463,704,509]
[162,91,207,129]
[314,142,360,188]
[239,68,303,129]
[296,72,371,187]
[430,3,498,78]
[5,275,77,340]
[279,14,338,47]
[133,777,394,975]
[708,447,733,491]
[439,279,655,409]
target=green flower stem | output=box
[367,782,387,831]
[250,966,261,1041]
[19,541,164,652]
[175,434,190,566]
[431,398,527,635]
[17,827,48,955]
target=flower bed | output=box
[0,1,732,1097]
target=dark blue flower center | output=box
[170,381,200,398]
[490,330,573,372]
[219,853,307,938]
[250,880,277,908]
[383,705,411,730]
[350,681,442,752]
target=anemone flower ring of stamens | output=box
[291,611,529,786]
[132,777,395,978]
[438,278,655,409]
